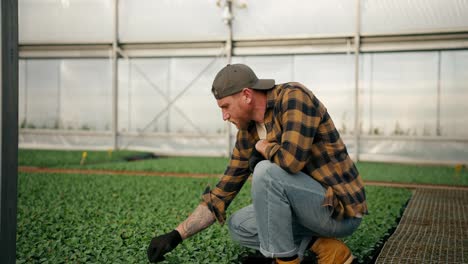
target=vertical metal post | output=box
[291,55,295,80]
[23,60,28,127]
[112,0,119,149]
[1,0,19,263]
[226,1,233,64]
[225,0,233,157]
[166,59,172,133]
[128,58,132,131]
[369,53,373,135]
[353,0,361,161]
[436,51,442,136]
[57,60,61,129]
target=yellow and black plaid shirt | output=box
[202,82,368,224]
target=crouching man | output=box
[147,64,367,264]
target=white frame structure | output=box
[17,0,468,164]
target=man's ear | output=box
[241,88,253,103]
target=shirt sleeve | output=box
[264,88,323,174]
[200,129,253,225]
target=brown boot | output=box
[275,257,301,264]
[310,237,353,264]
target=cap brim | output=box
[252,79,275,90]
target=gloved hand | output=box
[249,147,265,172]
[147,230,182,263]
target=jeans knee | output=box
[252,160,274,187]
[227,213,240,236]
[227,210,257,241]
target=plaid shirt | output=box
[202,82,368,224]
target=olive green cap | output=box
[211,64,275,99]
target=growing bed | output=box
[17,149,421,263]
[19,149,468,186]
[17,172,409,263]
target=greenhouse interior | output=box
[2,1,468,264]
[15,0,468,164]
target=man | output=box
[147,64,367,264]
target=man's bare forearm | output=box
[176,204,216,240]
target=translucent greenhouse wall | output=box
[18,50,468,162]
[17,0,468,164]
[19,0,114,43]
[19,0,468,43]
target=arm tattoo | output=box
[176,204,216,240]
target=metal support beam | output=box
[353,0,361,161]
[111,0,119,150]
[224,0,234,157]
[18,32,468,58]
[436,51,442,136]
[1,0,19,263]
[120,50,224,149]
[367,53,374,135]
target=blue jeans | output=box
[227,161,362,259]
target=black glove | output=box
[249,147,265,172]
[147,230,182,263]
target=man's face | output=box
[216,92,251,130]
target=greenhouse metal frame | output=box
[1,0,19,263]
[17,0,468,164]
